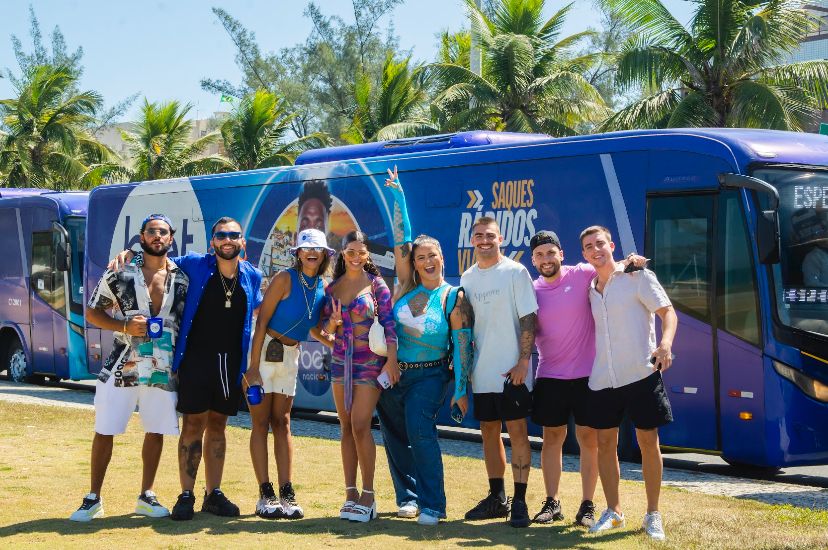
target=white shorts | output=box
[94,374,179,436]
[259,334,301,397]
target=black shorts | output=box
[585,371,673,430]
[531,377,591,427]
[176,351,242,417]
[473,391,531,422]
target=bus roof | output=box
[0,191,88,217]
[294,130,549,165]
[0,188,50,198]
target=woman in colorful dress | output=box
[377,167,475,525]
[245,228,334,520]
[321,230,398,523]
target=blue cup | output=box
[147,317,163,339]
[246,384,264,406]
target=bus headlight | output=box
[773,360,828,403]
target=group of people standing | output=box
[70,170,677,541]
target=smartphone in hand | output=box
[377,371,393,389]
[450,403,464,424]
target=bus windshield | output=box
[65,216,86,316]
[753,167,828,338]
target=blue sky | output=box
[0,0,694,121]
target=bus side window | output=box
[0,208,23,282]
[646,194,714,322]
[31,231,66,312]
[718,190,761,345]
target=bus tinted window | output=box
[0,208,22,281]
[31,231,66,313]
[718,191,760,345]
[647,195,713,321]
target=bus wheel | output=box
[722,457,781,474]
[7,341,28,383]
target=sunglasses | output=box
[213,231,242,241]
[143,228,170,237]
[298,247,325,253]
[343,249,370,258]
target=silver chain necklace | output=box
[298,271,319,319]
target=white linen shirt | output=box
[588,265,672,390]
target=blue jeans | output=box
[377,365,451,518]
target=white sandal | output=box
[340,487,358,520]
[347,489,377,523]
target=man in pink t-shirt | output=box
[529,230,599,528]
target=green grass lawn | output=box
[0,401,826,549]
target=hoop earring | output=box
[413,270,420,284]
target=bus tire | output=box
[7,339,28,383]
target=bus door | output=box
[647,190,763,455]
[29,226,70,378]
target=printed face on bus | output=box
[140,219,173,257]
[532,243,563,280]
[298,198,328,234]
[342,240,370,273]
[413,241,443,286]
[212,221,245,260]
[471,221,503,262]
[581,230,615,269]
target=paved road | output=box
[2,380,828,510]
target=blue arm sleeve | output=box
[383,174,412,246]
[452,327,473,401]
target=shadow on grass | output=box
[0,513,640,549]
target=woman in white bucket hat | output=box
[245,228,334,520]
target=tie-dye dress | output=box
[323,273,397,410]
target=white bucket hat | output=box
[290,228,335,256]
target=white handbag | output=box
[368,296,388,357]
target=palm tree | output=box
[428,0,607,135]
[121,99,232,181]
[600,0,828,130]
[342,54,438,143]
[0,64,119,189]
[220,90,330,170]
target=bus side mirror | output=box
[718,173,781,265]
[756,210,780,265]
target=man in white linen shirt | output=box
[579,225,677,541]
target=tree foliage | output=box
[600,0,828,131]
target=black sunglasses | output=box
[213,231,242,241]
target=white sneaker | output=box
[417,511,440,525]
[279,482,304,520]
[256,497,284,519]
[398,502,419,518]
[588,508,625,533]
[135,490,169,518]
[643,511,666,540]
[70,493,103,522]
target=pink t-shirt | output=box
[534,263,597,380]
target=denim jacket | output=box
[171,253,263,382]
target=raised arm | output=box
[384,166,414,297]
[450,289,474,415]
[246,271,290,387]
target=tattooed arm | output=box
[449,290,474,414]
[504,312,536,385]
[385,166,414,298]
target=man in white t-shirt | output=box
[580,225,677,541]
[459,217,538,528]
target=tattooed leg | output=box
[178,413,208,491]
[204,411,229,493]
[506,418,531,483]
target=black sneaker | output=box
[256,482,284,519]
[509,499,531,528]
[202,488,240,517]
[575,499,596,527]
[171,491,195,521]
[464,492,510,520]
[533,497,564,524]
[279,482,304,519]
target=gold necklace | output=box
[219,267,239,308]
[298,270,318,319]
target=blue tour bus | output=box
[77,128,827,468]
[0,190,91,382]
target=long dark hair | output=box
[398,234,443,297]
[332,230,381,281]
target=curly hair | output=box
[298,180,333,213]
